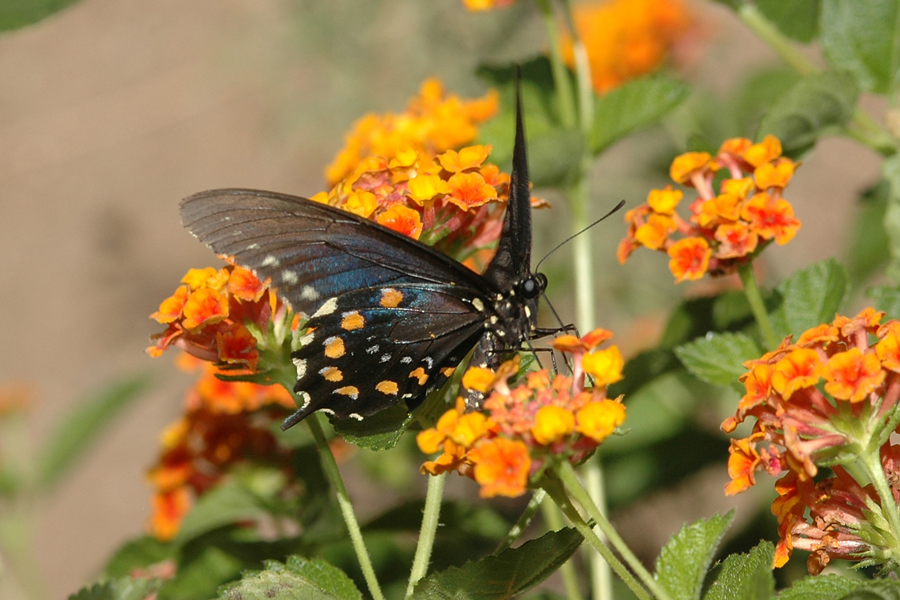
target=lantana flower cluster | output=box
[147,265,296,373]
[313,144,518,262]
[417,329,627,498]
[146,360,296,540]
[325,78,498,187]
[722,308,900,573]
[618,135,802,283]
[561,0,693,94]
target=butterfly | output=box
[180,86,546,430]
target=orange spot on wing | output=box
[325,337,346,358]
[341,312,365,331]
[376,380,399,395]
[380,288,404,308]
[410,367,429,385]
[335,386,359,398]
[321,367,343,382]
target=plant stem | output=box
[542,474,651,600]
[405,473,445,599]
[495,489,546,554]
[540,497,583,600]
[737,263,779,350]
[536,0,576,129]
[736,4,817,76]
[860,450,900,560]
[556,461,675,600]
[305,413,385,600]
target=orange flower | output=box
[743,135,782,168]
[741,192,801,244]
[634,214,675,250]
[376,205,424,239]
[670,152,713,186]
[181,288,229,330]
[462,0,518,10]
[646,186,682,214]
[667,237,711,282]
[560,0,693,94]
[446,171,498,210]
[771,348,823,398]
[582,346,624,386]
[714,222,758,259]
[533,405,576,445]
[150,488,192,542]
[822,348,885,403]
[725,435,763,495]
[468,438,531,498]
[575,400,626,442]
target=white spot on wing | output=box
[313,297,338,318]
[281,270,299,285]
[349,413,363,421]
[297,391,311,410]
[380,354,391,363]
[261,255,280,267]
[320,408,335,416]
[472,298,485,311]
[300,286,319,301]
[400,356,412,364]
[247,243,259,250]
[293,358,307,380]
[367,345,380,354]
[298,332,315,346]
[423,357,434,369]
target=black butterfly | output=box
[180,88,546,430]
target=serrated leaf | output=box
[756,71,858,157]
[656,512,734,600]
[38,373,152,489]
[756,0,820,43]
[174,482,267,545]
[776,574,865,600]
[821,0,900,94]
[883,154,900,282]
[218,556,361,600]
[0,0,82,32]
[770,259,849,340]
[68,577,161,600]
[332,404,412,450]
[868,286,900,320]
[703,542,775,600]
[410,527,582,600]
[675,333,761,387]
[592,74,690,154]
[838,580,900,600]
[104,536,175,578]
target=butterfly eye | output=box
[520,275,543,299]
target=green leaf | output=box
[68,577,161,600]
[656,512,734,600]
[0,0,82,32]
[410,527,582,600]
[756,0,820,43]
[769,259,850,340]
[38,373,152,489]
[331,404,412,450]
[838,580,900,599]
[159,544,245,600]
[703,542,775,600]
[883,154,900,282]
[868,286,900,320]
[756,71,858,157]
[675,333,761,387]
[218,556,361,600]
[592,74,690,154]
[706,0,741,11]
[104,536,175,578]
[173,482,268,546]
[821,0,900,93]
[776,574,866,600]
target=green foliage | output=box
[0,0,81,32]
[410,528,582,600]
[703,542,775,600]
[68,578,162,600]
[217,556,361,600]
[769,259,850,340]
[776,574,867,600]
[756,71,858,157]
[756,0,820,43]
[883,154,900,282]
[820,0,900,93]
[675,333,761,388]
[656,512,735,600]
[848,181,892,286]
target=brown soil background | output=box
[0,1,884,597]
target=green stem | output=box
[536,0,577,129]
[542,474,652,600]
[405,473,445,599]
[540,497,584,600]
[0,509,48,600]
[305,413,385,600]
[860,450,900,558]
[556,461,674,600]
[736,4,817,76]
[737,263,779,350]
[495,489,546,554]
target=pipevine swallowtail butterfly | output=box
[180,85,546,430]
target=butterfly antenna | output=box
[535,199,625,272]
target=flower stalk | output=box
[405,473,446,599]
[737,263,779,350]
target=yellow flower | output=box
[532,406,576,445]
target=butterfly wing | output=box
[180,190,497,426]
[180,189,497,316]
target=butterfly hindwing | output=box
[286,283,487,425]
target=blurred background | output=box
[0,0,885,597]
